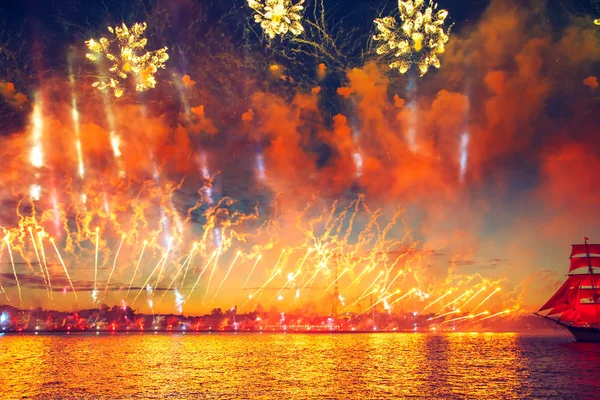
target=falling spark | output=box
[459,133,469,182]
[461,286,487,309]
[472,288,501,312]
[477,309,510,322]
[212,251,242,303]
[373,0,450,75]
[49,238,78,300]
[69,72,85,179]
[247,0,305,39]
[422,290,453,312]
[28,227,49,297]
[4,236,22,307]
[187,250,217,302]
[127,241,147,298]
[102,235,125,302]
[243,255,261,288]
[30,101,44,168]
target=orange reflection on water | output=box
[0,332,595,398]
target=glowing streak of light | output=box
[158,246,197,305]
[186,250,217,302]
[459,132,469,182]
[268,249,286,278]
[242,269,282,310]
[30,101,44,169]
[4,236,22,307]
[472,288,501,312]
[461,286,487,309]
[37,232,52,297]
[94,227,99,296]
[422,290,453,312]
[203,243,223,303]
[212,251,241,303]
[388,288,417,307]
[342,265,372,295]
[0,280,10,304]
[133,252,168,305]
[49,238,78,300]
[69,72,85,179]
[383,267,404,293]
[28,228,50,298]
[180,243,198,286]
[243,255,261,288]
[476,309,510,322]
[101,235,125,303]
[440,290,471,311]
[364,290,400,313]
[356,271,384,302]
[427,308,461,321]
[298,263,325,296]
[317,267,349,301]
[155,238,173,287]
[127,241,148,298]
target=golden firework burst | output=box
[373,0,450,76]
[85,22,169,98]
[247,0,305,39]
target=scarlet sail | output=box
[537,242,600,341]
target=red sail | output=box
[540,274,600,325]
[569,256,600,272]
[570,244,600,257]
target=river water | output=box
[0,332,598,399]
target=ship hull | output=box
[566,326,600,342]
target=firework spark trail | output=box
[38,232,52,297]
[179,244,198,287]
[202,243,222,303]
[127,241,147,298]
[472,288,501,312]
[4,236,22,307]
[211,251,241,303]
[298,263,326,296]
[422,290,453,313]
[101,235,125,303]
[94,227,100,298]
[460,286,487,309]
[0,280,10,304]
[364,289,400,313]
[29,98,44,200]
[357,271,384,301]
[241,269,282,310]
[158,246,197,305]
[49,238,78,300]
[186,250,217,302]
[476,310,510,322]
[243,255,261,288]
[68,71,85,180]
[268,249,286,278]
[383,267,405,294]
[28,227,49,297]
[317,267,349,301]
[388,288,416,307]
[440,290,471,311]
[155,239,173,288]
[133,251,168,304]
[342,265,373,295]
[439,314,475,325]
[427,308,461,321]
[346,272,385,310]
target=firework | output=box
[460,286,486,309]
[595,18,600,25]
[127,241,148,298]
[373,0,450,75]
[187,250,217,302]
[211,251,242,303]
[4,236,22,307]
[422,290,452,312]
[49,238,78,300]
[85,22,169,98]
[28,227,50,298]
[243,255,262,288]
[247,0,305,39]
[101,234,125,303]
[472,287,501,312]
[476,309,510,322]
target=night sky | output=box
[0,0,599,313]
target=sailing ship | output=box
[535,238,600,341]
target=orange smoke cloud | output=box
[0,81,28,108]
[583,76,598,89]
[182,74,196,88]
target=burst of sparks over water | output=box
[4,235,22,307]
[102,234,125,303]
[243,255,261,288]
[247,0,305,39]
[127,241,147,298]
[49,238,78,301]
[373,0,450,75]
[212,251,242,303]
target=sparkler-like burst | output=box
[85,22,169,98]
[247,0,305,39]
[373,0,450,76]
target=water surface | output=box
[0,332,598,399]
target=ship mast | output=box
[585,237,600,325]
